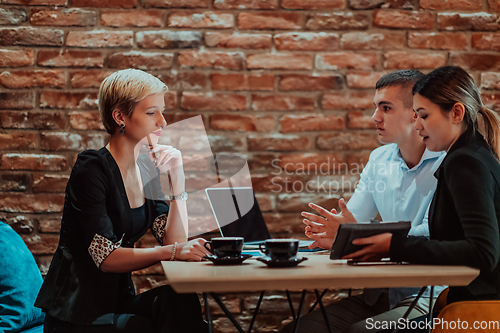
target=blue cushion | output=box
[0,222,45,333]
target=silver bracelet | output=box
[170,242,177,261]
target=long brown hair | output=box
[412,66,500,158]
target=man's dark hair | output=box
[376,70,425,109]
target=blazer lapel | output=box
[102,147,133,241]
[428,166,442,237]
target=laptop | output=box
[205,187,270,244]
[205,187,316,250]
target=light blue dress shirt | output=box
[345,143,446,308]
[347,143,444,235]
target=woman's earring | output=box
[119,124,125,134]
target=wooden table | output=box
[162,253,478,292]
[161,254,479,333]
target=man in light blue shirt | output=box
[280,70,445,333]
[347,145,442,239]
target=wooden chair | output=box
[432,288,500,332]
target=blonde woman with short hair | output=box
[36,69,210,333]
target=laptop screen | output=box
[205,187,270,243]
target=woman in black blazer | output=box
[344,66,500,305]
[36,69,211,332]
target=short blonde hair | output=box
[98,69,168,134]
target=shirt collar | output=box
[395,147,444,171]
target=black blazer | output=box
[391,130,500,303]
[35,147,169,325]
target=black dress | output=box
[36,147,206,332]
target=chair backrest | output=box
[0,222,45,333]
[433,287,449,314]
[432,299,500,332]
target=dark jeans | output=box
[280,293,390,333]
[379,314,431,333]
[280,292,430,333]
[44,285,207,333]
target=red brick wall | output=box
[1,0,500,331]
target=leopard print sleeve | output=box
[151,214,168,245]
[88,233,124,269]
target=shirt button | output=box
[402,197,405,201]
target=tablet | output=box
[329,221,411,260]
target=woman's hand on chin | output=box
[149,144,184,174]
